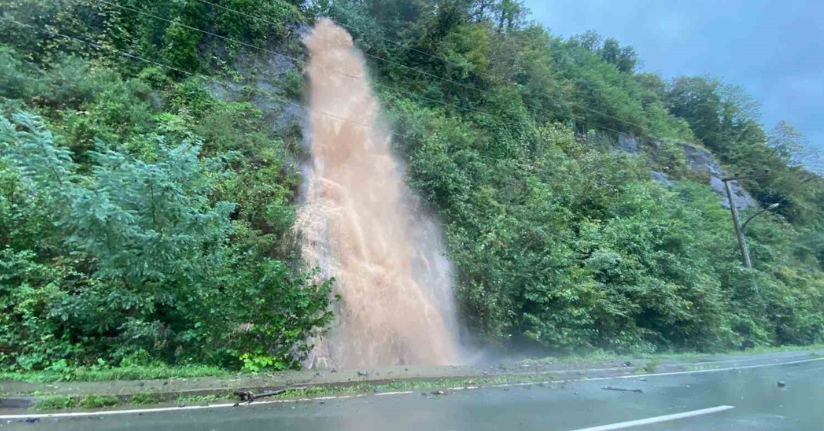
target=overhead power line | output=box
[47,4,684,150]
[178,0,656,136]
[46,30,688,183]
[52,31,414,140]
[189,0,484,94]
[96,0,473,113]
[323,2,472,71]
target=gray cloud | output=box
[524,0,824,149]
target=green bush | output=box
[0,111,333,370]
[1,0,822,369]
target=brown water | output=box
[297,19,460,369]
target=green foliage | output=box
[395,92,824,352]
[129,393,161,405]
[36,395,75,411]
[637,359,660,374]
[0,363,231,383]
[215,0,304,42]
[0,0,822,370]
[77,394,120,408]
[0,109,333,370]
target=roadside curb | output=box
[2,349,822,412]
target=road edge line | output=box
[2,357,821,420]
[564,405,735,431]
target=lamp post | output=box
[722,177,752,268]
[722,176,780,268]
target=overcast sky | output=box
[523,0,824,149]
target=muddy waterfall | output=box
[297,19,462,368]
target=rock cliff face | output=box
[617,134,758,210]
[678,142,759,210]
[205,47,307,135]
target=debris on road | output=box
[430,390,447,396]
[357,370,369,377]
[602,386,644,393]
[622,361,632,367]
[235,386,307,403]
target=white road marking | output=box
[508,351,820,377]
[374,391,414,396]
[1,356,821,420]
[0,395,366,420]
[615,357,824,380]
[484,356,824,390]
[564,405,735,431]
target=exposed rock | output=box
[357,370,369,377]
[777,380,787,387]
[710,176,759,210]
[611,136,759,210]
[617,134,641,154]
[651,171,674,188]
[680,144,724,176]
[203,43,307,136]
[677,143,759,210]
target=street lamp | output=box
[741,203,781,231]
[722,175,780,269]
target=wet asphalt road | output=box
[6,359,824,431]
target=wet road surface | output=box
[5,359,824,431]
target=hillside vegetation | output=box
[1,0,823,373]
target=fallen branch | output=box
[235,386,308,403]
[602,386,644,393]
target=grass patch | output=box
[740,344,824,355]
[223,374,562,402]
[524,344,824,366]
[35,396,75,411]
[36,394,121,410]
[176,393,235,404]
[0,364,234,383]
[272,374,556,400]
[129,393,162,406]
[377,374,552,392]
[77,395,120,409]
[635,359,661,374]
